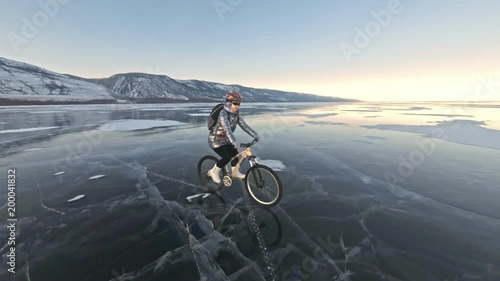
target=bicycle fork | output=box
[248,156,265,189]
[248,155,257,167]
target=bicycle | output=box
[197,138,283,207]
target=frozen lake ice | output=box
[0,101,499,281]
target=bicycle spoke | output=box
[264,187,277,201]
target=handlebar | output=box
[240,138,258,148]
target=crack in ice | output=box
[104,155,268,280]
[35,175,66,215]
[274,205,350,280]
[182,221,231,281]
[25,261,31,281]
[106,154,207,190]
[216,198,243,232]
[339,233,362,273]
[130,162,231,281]
[357,205,377,256]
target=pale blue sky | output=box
[1,0,499,101]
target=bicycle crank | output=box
[223,175,232,187]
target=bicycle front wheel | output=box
[244,164,283,207]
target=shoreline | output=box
[0,98,354,106]
[0,98,216,106]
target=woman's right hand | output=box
[233,142,240,149]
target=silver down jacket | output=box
[208,103,258,149]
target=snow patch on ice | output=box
[256,158,286,171]
[67,195,85,202]
[187,113,208,117]
[0,126,60,134]
[25,147,44,152]
[262,107,287,110]
[186,193,210,202]
[360,176,372,184]
[31,111,67,114]
[98,119,186,131]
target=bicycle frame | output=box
[225,140,258,178]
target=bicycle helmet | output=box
[226,91,241,103]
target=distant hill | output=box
[0,57,114,102]
[0,57,356,104]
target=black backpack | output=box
[207,103,224,130]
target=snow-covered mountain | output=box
[0,57,115,101]
[92,73,192,101]
[0,57,355,103]
[93,73,352,102]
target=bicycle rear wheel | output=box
[244,164,283,207]
[197,155,223,192]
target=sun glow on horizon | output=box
[265,73,500,101]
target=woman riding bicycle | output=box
[207,91,260,184]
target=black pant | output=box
[214,144,238,168]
